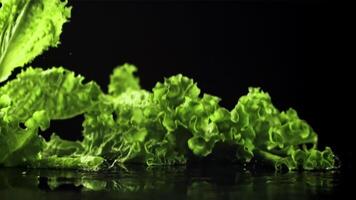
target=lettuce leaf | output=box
[0,66,102,169]
[0,0,71,82]
[230,88,335,170]
[0,110,48,166]
[0,67,101,121]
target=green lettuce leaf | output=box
[231,88,335,170]
[0,66,102,169]
[0,110,48,166]
[0,0,71,82]
[36,133,104,171]
[0,67,101,121]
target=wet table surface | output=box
[0,165,348,200]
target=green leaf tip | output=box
[109,63,141,96]
[0,0,71,82]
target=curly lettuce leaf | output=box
[231,88,335,170]
[82,69,192,166]
[84,67,336,171]
[82,90,187,166]
[153,74,232,158]
[0,0,71,82]
[153,74,200,110]
[104,74,226,163]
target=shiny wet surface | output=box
[0,165,347,199]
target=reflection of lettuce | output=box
[0,167,338,197]
[0,0,336,171]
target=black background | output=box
[25,0,352,171]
